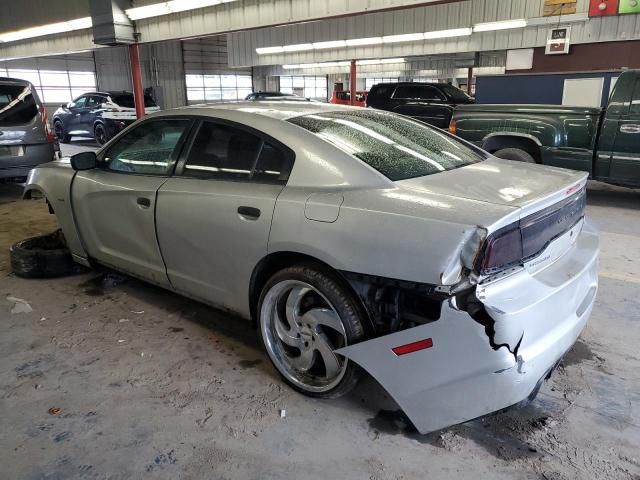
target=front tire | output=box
[494,147,536,163]
[258,264,365,398]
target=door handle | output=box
[237,206,261,220]
[137,197,151,208]
[620,124,640,134]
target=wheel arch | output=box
[482,134,543,163]
[249,251,374,334]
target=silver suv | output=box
[0,77,58,181]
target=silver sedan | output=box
[24,102,599,433]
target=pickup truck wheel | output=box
[258,264,365,399]
[494,148,536,164]
[10,230,84,278]
[54,121,71,143]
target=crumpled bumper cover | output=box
[337,220,599,434]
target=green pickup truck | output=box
[450,70,640,188]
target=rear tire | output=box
[258,264,365,399]
[54,121,71,143]
[94,123,108,146]
[10,230,84,278]
[494,148,536,164]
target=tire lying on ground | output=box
[10,230,83,278]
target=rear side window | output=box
[112,94,157,108]
[0,84,38,126]
[101,119,190,175]
[289,110,485,181]
[183,121,292,184]
[367,84,394,105]
[392,85,445,101]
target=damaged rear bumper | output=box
[337,220,599,434]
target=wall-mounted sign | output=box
[544,0,577,16]
[546,27,571,55]
[619,0,640,14]
[589,0,620,16]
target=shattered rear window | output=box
[288,110,485,181]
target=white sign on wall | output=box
[546,27,571,55]
[562,77,604,108]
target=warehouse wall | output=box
[475,71,620,107]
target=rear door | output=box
[609,77,640,187]
[389,85,452,128]
[72,117,192,285]
[156,119,294,316]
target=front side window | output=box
[288,110,485,181]
[184,121,291,183]
[101,119,189,175]
[71,96,87,109]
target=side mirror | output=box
[70,151,97,171]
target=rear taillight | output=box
[480,227,523,274]
[39,106,55,143]
[448,118,457,135]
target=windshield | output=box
[0,84,38,126]
[288,110,485,181]
[440,84,473,103]
[111,94,157,108]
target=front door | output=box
[609,78,640,187]
[156,120,294,316]
[72,118,192,285]
[66,96,88,134]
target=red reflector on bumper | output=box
[392,338,433,356]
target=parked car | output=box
[24,103,599,434]
[330,90,367,107]
[53,91,160,145]
[366,82,474,128]
[0,77,57,181]
[450,69,640,189]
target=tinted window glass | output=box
[112,93,157,108]
[439,84,473,103]
[367,84,394,106]
[71,96,87,108]
[101,119,189,175]
[0,84,38,126]
[184,122,262,180]
[289,110,485,181]
[631,80,640,114]
[86,96,100,108]
[253,142,290,184]
[393,85,445,101]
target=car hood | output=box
[396,157,587,213]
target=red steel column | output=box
[467,67,473,97]
[350,59,357,106]
[128,43,145,120]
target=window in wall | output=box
[2,68,96,104]
[280,76,327,100]
[410,77,440,83]
[185,74,253,102]
[365,78,398,90]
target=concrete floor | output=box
[0,146,639,479]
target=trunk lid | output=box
[397,157,587,218]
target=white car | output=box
[24,102,599,433]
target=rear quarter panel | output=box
[23,162,88,263]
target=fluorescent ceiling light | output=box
[125,0,238,21]
[255,46,285,55]
[283,58,405,69]
[382,33,425,44]
[345,37,383,47]
[283,43,314,52]
[0,17,92,43]
[313,40,347,49]
[423,27,472,40]
[473,19,527,32]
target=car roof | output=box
[154,101,362,121]
[0,77,33,86]
[372,82,442,87]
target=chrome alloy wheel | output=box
[260,280,349,393]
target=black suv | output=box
[366,82,474,129]
[53,91,159,145]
